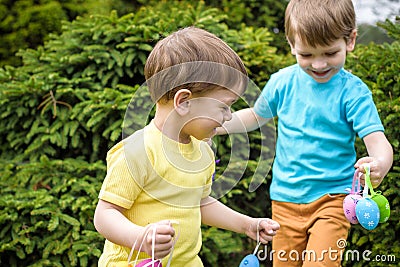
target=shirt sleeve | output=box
[254,74,279,119]
[346,83,384,139]
[99,140,146,209]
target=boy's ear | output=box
[346,29,357,52]
[174,89,192,116]
[287,39,296,55]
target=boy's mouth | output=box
[311,69,331,78]
[211,128,217,136]
[310,69,332,79]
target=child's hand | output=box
[245,218,280,244]
[354,157,386,188]
[141,220,176,259]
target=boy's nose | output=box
[224,109,233,122]
[311,59,328,70]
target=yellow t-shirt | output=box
[98,121,214,266]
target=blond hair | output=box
[285,0,356,47]
[144,27,248,102]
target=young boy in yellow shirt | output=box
[94,26,280,267]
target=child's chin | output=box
[311,74,333,83]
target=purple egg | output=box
[135,259,162,267]
[343,194,362,224]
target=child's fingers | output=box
[259,230,274,243]
[355,160,384,188]
[255,219,279,243]
[153,239,175,259]
[354,157,373,169]
[144,226,175,259]
[259,218,280,233]
[147,225,175,241]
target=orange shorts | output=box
[271,194,351,267]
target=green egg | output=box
[372,194,390,223]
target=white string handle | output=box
[362,164,372,198]
[166,223,180,267]
[252,219,264,255]
[135,226,159,267]
[127,224,155,265]
[127,222,180,267]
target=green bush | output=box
[0,156,105,266]
[0,0,134,67]
[0,1,398,266]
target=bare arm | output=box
[216,108,271,135]
[200,196,279,243]
[355,131,393,187]
[94,199,175,259]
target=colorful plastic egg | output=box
[355,198,380,230]
[343,194,362,224]
[239,254,259,267]
[135,259,162,267]
[371,194,390,223]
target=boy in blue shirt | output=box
[217,0,393,266]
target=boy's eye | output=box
[326,51,338,56]
[299,54,312,58]
[221,106,230,112]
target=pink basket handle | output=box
[350,169,361,194]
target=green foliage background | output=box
[0,0,135,67]
[0,0,398,266]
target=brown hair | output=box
[285,0,356,47]
[144,27,248,102]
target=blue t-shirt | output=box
[254,64,384,203]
